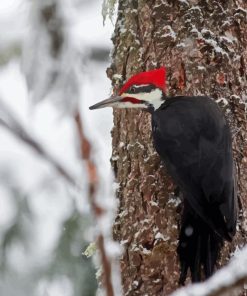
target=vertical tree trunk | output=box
[109,1,247,295]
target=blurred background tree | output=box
[0,0,115,295]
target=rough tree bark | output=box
[108,1,247,295]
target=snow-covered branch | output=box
[75,111,122,296]
[171,247,247,296]
[23,0,80,115]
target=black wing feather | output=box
[152,96,237,238]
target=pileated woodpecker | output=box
[89,67,237,284]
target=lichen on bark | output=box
[108,0,247,295]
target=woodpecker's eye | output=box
[128,86,136,93]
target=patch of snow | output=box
[120,239,129,245]
[178,0,189,6]
[155,232,170,241]
[171,246,247,296]
[112,155,119,161]
[168,196,181,207]
[142,247,151,255]
[197,66,206,71]
[153,279,161,283]
[161,25,177,41]
[216,97,229,106]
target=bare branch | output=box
[170,247,247,296]
[0,98,77,188]
[74,111,115,296]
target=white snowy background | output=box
[0,0,114,295]
[1,1,246,296]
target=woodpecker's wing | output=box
[152,96,237,239]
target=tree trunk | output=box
[109,1,247,295]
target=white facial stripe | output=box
[128,89,163,110]
[114,102,146,109]
[132,84,149,88]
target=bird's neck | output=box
[148,92,167,113]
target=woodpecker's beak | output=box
[89,95,123,110]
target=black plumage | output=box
[151,96,237,284]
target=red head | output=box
[89,67,166,111]
[119,67,166,94]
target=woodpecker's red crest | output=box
[119,67,166,94]
[89,67,166,110]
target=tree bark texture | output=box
[109,1,247,295]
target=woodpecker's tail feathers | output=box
[177,204,223,285]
